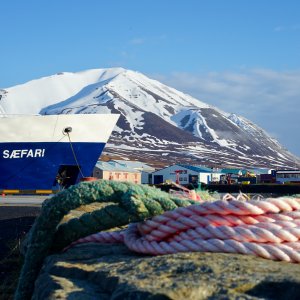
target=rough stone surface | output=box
[32,243,300,300]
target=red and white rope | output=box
[66,197,300,263]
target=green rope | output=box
[15,180,196,300]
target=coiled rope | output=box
[67,196,300,263]
[15,179,300,300]
[15,180,196,300]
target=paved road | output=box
[0,195,51,206]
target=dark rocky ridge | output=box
[135,112,200,143]
[38,69,300,169]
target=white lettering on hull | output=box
[2,149,46,159]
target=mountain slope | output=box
[1,68,299,169]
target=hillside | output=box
[1,68,299,169]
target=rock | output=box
[32,243,300,300]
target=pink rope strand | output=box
[65,197,300,263]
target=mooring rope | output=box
[15,180,196,300]
[67,196,300,263]
[14,180,300,300]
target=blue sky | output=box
[1,0,300,156]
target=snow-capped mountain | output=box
[1,68,299,169]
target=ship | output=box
[0,113,119,193]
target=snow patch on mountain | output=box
[1,67,299,168]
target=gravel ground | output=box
[0,206,41,299]
[0,206,41,258]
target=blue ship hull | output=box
[0,142,105,190]
[0,113,119,191]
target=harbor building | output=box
[108,160,155,184]
[275,170,300,184]
[152,164,223,187]
[93,161,141,184]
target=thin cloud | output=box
[274,24,300,32]
[292,24,300,30]
[274,26,284,32]
[129,38,145,45]
[129,35,166,46]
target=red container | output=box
[80,177,98,182]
